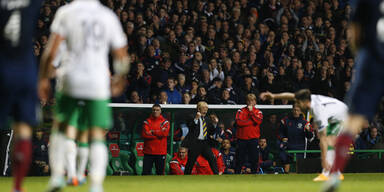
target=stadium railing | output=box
[287,150,384,161]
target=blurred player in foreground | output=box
[322,0,384,191]
[0,0,43,191]
[38,0,130,192]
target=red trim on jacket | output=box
[141,114,170,155]
[170,153,188,175]
[235,106,263,140]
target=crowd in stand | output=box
[33,0,384,174]
[35,0,353,105]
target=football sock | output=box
[12,138,32,191]
[48,132,66,187]
[66,138,77,179]
[89,141,107,192]
[330,133,354,174]
[77,142,89,181]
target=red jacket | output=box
[235,106,263,140]
[194,148,225,175]
[141,115,170,155]
[169,152,197,175]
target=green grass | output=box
[1,174,384,192]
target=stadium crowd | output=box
[31,0,384,174]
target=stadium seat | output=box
[110,157,133,175]
[131,141,145,175]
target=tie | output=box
[202,117,207,138]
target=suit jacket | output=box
[181,115,216,148]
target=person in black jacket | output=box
[182,101,219,175]
[279,105,314,173]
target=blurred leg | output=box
[89,128,107,192]
[12,123,32,191]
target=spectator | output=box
[241,75,260,102]
[169,147,191,175]
[208,58,224,81]
[221,139,236,174]
[129,90,143,104]
[207,78,223,104]
[165,77,182,104]
[258,137,273,172]
[364,127,383,149]
[151,59,172,94]
[141,104,170,175]
[279,105,314,173]
[129,62,151,102]
[175,73,190,94]
[223,76,240,103]
[235,94,263,174]
[191,86,209,104]
[220,89,236,105]
[216,122,233,141]
[182,92,192,105]
[31,130,49,176]
[157,91,169,104]
[261,114,279,151]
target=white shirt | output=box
[50,0,127,99]
[310,94,348,131]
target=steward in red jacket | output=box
[194,148,225,175]
[141,104,170,175]
[234,94,263,174]
[235,105,263,140]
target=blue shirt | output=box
[165,89,182,104]
[0,0,43,87]
[0,0,43,65]
[221,148,236,173]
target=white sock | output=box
[89,141,107,192]
[322,149,335,176]
[77,144,89,181]
[49,132,67,187]
[65,139,77,179]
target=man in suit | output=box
[182,101,219,175]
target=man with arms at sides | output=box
[278,106,314,173]
[38,0,130,191]
[182,101,219,175]
[141,104,170,175]
[323,0,384,191]
[0,0,44,191]
[235,93,263,174]
[260,89,345,181]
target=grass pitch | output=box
[1,173,383,192]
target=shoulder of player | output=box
[53,3,74,19]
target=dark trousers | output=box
[142,154,166,175]
[184,140,218,175]
[279,149,305,165]
[235,138,259,174]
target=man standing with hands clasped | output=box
[182,101,219,175]
[235,94,263,174]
